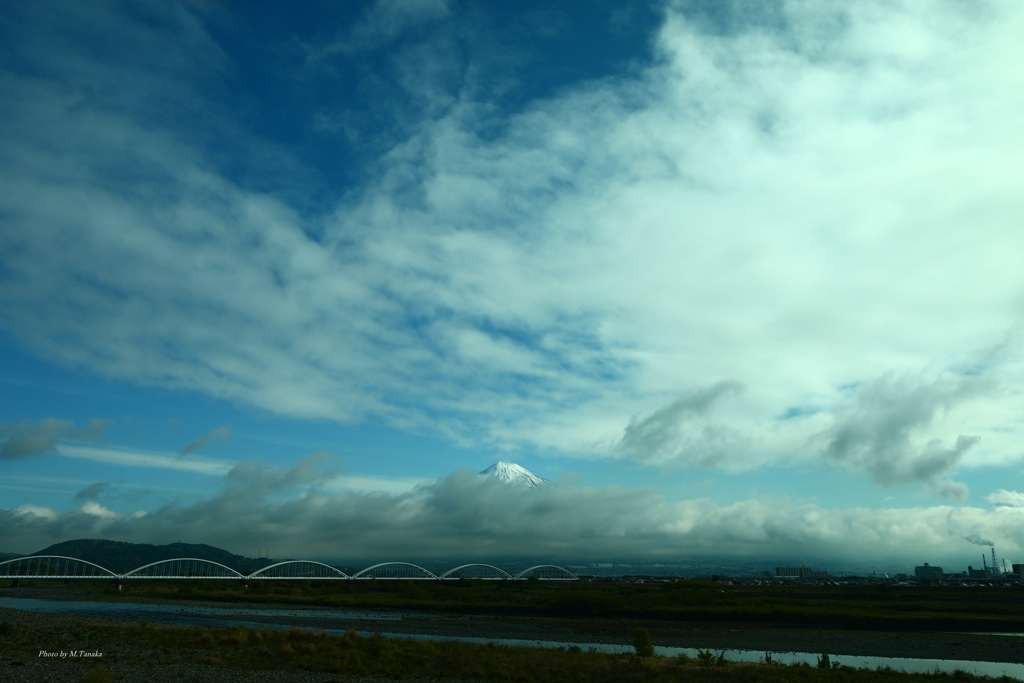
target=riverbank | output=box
[188,607,1024,664]
[0,605,467,683]
[2,587,1023,665]
[4,604,1021,683]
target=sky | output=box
[1,0,1022,572]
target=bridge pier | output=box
[9,578,18,589]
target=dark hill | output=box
[31,539,272,574]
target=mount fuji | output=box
[478,461,550,488]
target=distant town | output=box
[573,547,1022,585]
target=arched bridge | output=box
[248,560,349,580]
[0,556,579,581]
[123,558,246,580]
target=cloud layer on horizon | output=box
[2,456,1023,566]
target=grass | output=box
[5,579,1022,681]
[1,613,1017,683]
[47,577,1024,632]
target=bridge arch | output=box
[248,560,349,580]
[515,565,579,581]
[0,555,118,579]
[351,562,438,580]
[123,558,245,580]
[438,563,514,580]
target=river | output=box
[1,596,1021,680]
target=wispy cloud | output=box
[0,0,1021,496]
[74,482,110,501]
[614,381,747,468]
[818,373,990,501]
[0,419,111,460]
[327,474,434,494]
[179,427,232,457]
[339,0,451,53]
[59,444,233,476]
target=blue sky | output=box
[1,0,1023,571]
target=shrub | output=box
[632,627,654,657]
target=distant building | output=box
[914,563,943,581]
[1013,564,1023,578]
[775,566,830,580]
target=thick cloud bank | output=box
[3,456,1022,566]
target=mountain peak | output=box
[479,461,549,488]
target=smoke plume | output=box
[963,532,994,546]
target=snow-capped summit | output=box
[479,461,550,488]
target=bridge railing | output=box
[438,563,515,580]
[0,555,117,580]
[515,565,580,581]
[1,556,579,581]
[248,560,349,580]
[122,558,245,580]
[351,562,439,580]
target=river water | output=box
[2,596,1021,680]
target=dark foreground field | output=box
[1,579,1022,682]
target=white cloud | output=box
[59,445,234,476]
[0,0,1022,491]
[11,504,58,522]
[2,465,1023,565]
[78,501,120,520]
[328,475,434,495]
[988,490,1024,508]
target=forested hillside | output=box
[30,539,272,574]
